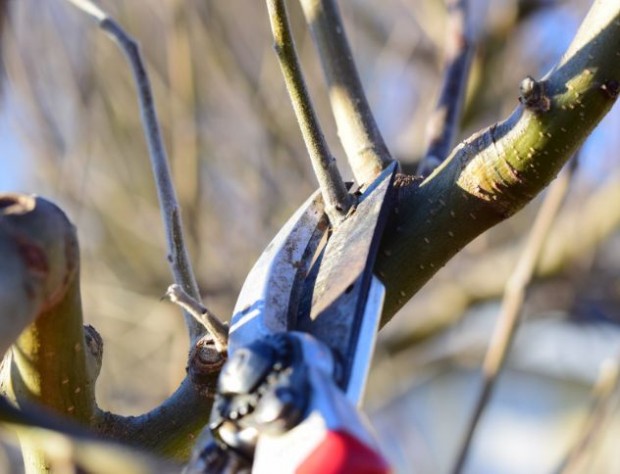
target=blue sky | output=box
[0,95,28,192]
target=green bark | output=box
[377,0,620,321]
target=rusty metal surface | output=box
[298,162,397,393]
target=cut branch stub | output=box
[519,76,551,113]
[0,193,94,423]
[0,194,79,357]
[0,193,96,472]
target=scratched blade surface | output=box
[229,190,326,355]
[298,162,397,392]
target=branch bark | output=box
[299,0,394,185]
[0,194,95,472]
[0,195,217,461]
[377,0,620,325]
[419,0,476,177]
[66,0,203,343]
[266,0,353,223]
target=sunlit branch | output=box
[266,0,352,224]
[65,0,203,341]
[418,0,476,177]
[298,0,394,186]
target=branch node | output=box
[164,284,228,353]
[600,79,620,100]
[83,325,103,383]
[187,336,227,397]
[519,76,551,112]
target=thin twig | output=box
[554,355,620,474]
[298,0,393,186]
[164,284,228,353]
[452,157,578,474]
[65,0,203,341]
[266,0,352,224]
[418,0,476,177]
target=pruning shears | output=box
[188,162,397,474]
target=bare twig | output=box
[298,0,393,186]
[452,157,578,474]
[164,284,228,353]
[266,0,352,224]
[554,356,620,474]
[418,0,476,177]
[65,0,203,341]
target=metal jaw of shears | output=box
[192,162,397,473]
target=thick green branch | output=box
[0,195,92,421]
[377,0,620,322]
[0,194,96,471]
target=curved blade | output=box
[228,191,326,354]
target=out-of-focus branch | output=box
[0,397,178,474]
[451,158,577,474]
[266,0,352,224]
[0,194,95,472]
[298,0,394,186]
[0,196,89,411]
[65,0,203,342]
[554,355,620,474]
[418,0,476,177]
[60,0,221,460]
[0,195,46,356]
[0,0,8,91]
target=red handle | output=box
[297,430,391,474]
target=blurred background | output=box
[1,0,619,472]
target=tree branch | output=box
[164,284,228,353]
[418,0,476,177]
[381,170,620,349]
[65,0,203,342]
[266,0,352,224]
[0,397,177,473]
[377,0,620,324]
[0,195,95,472]
[554,355,620,474]
[298,0,394,186]
[96,377,217,460]
[452,156,576,474]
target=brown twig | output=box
[298,0,393,186]
[266,0,352,224]
[452,156,578,474]
[65,0,203,342]
[164,284,228,353]
[554,355,620,474]
[418,0,476,177]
